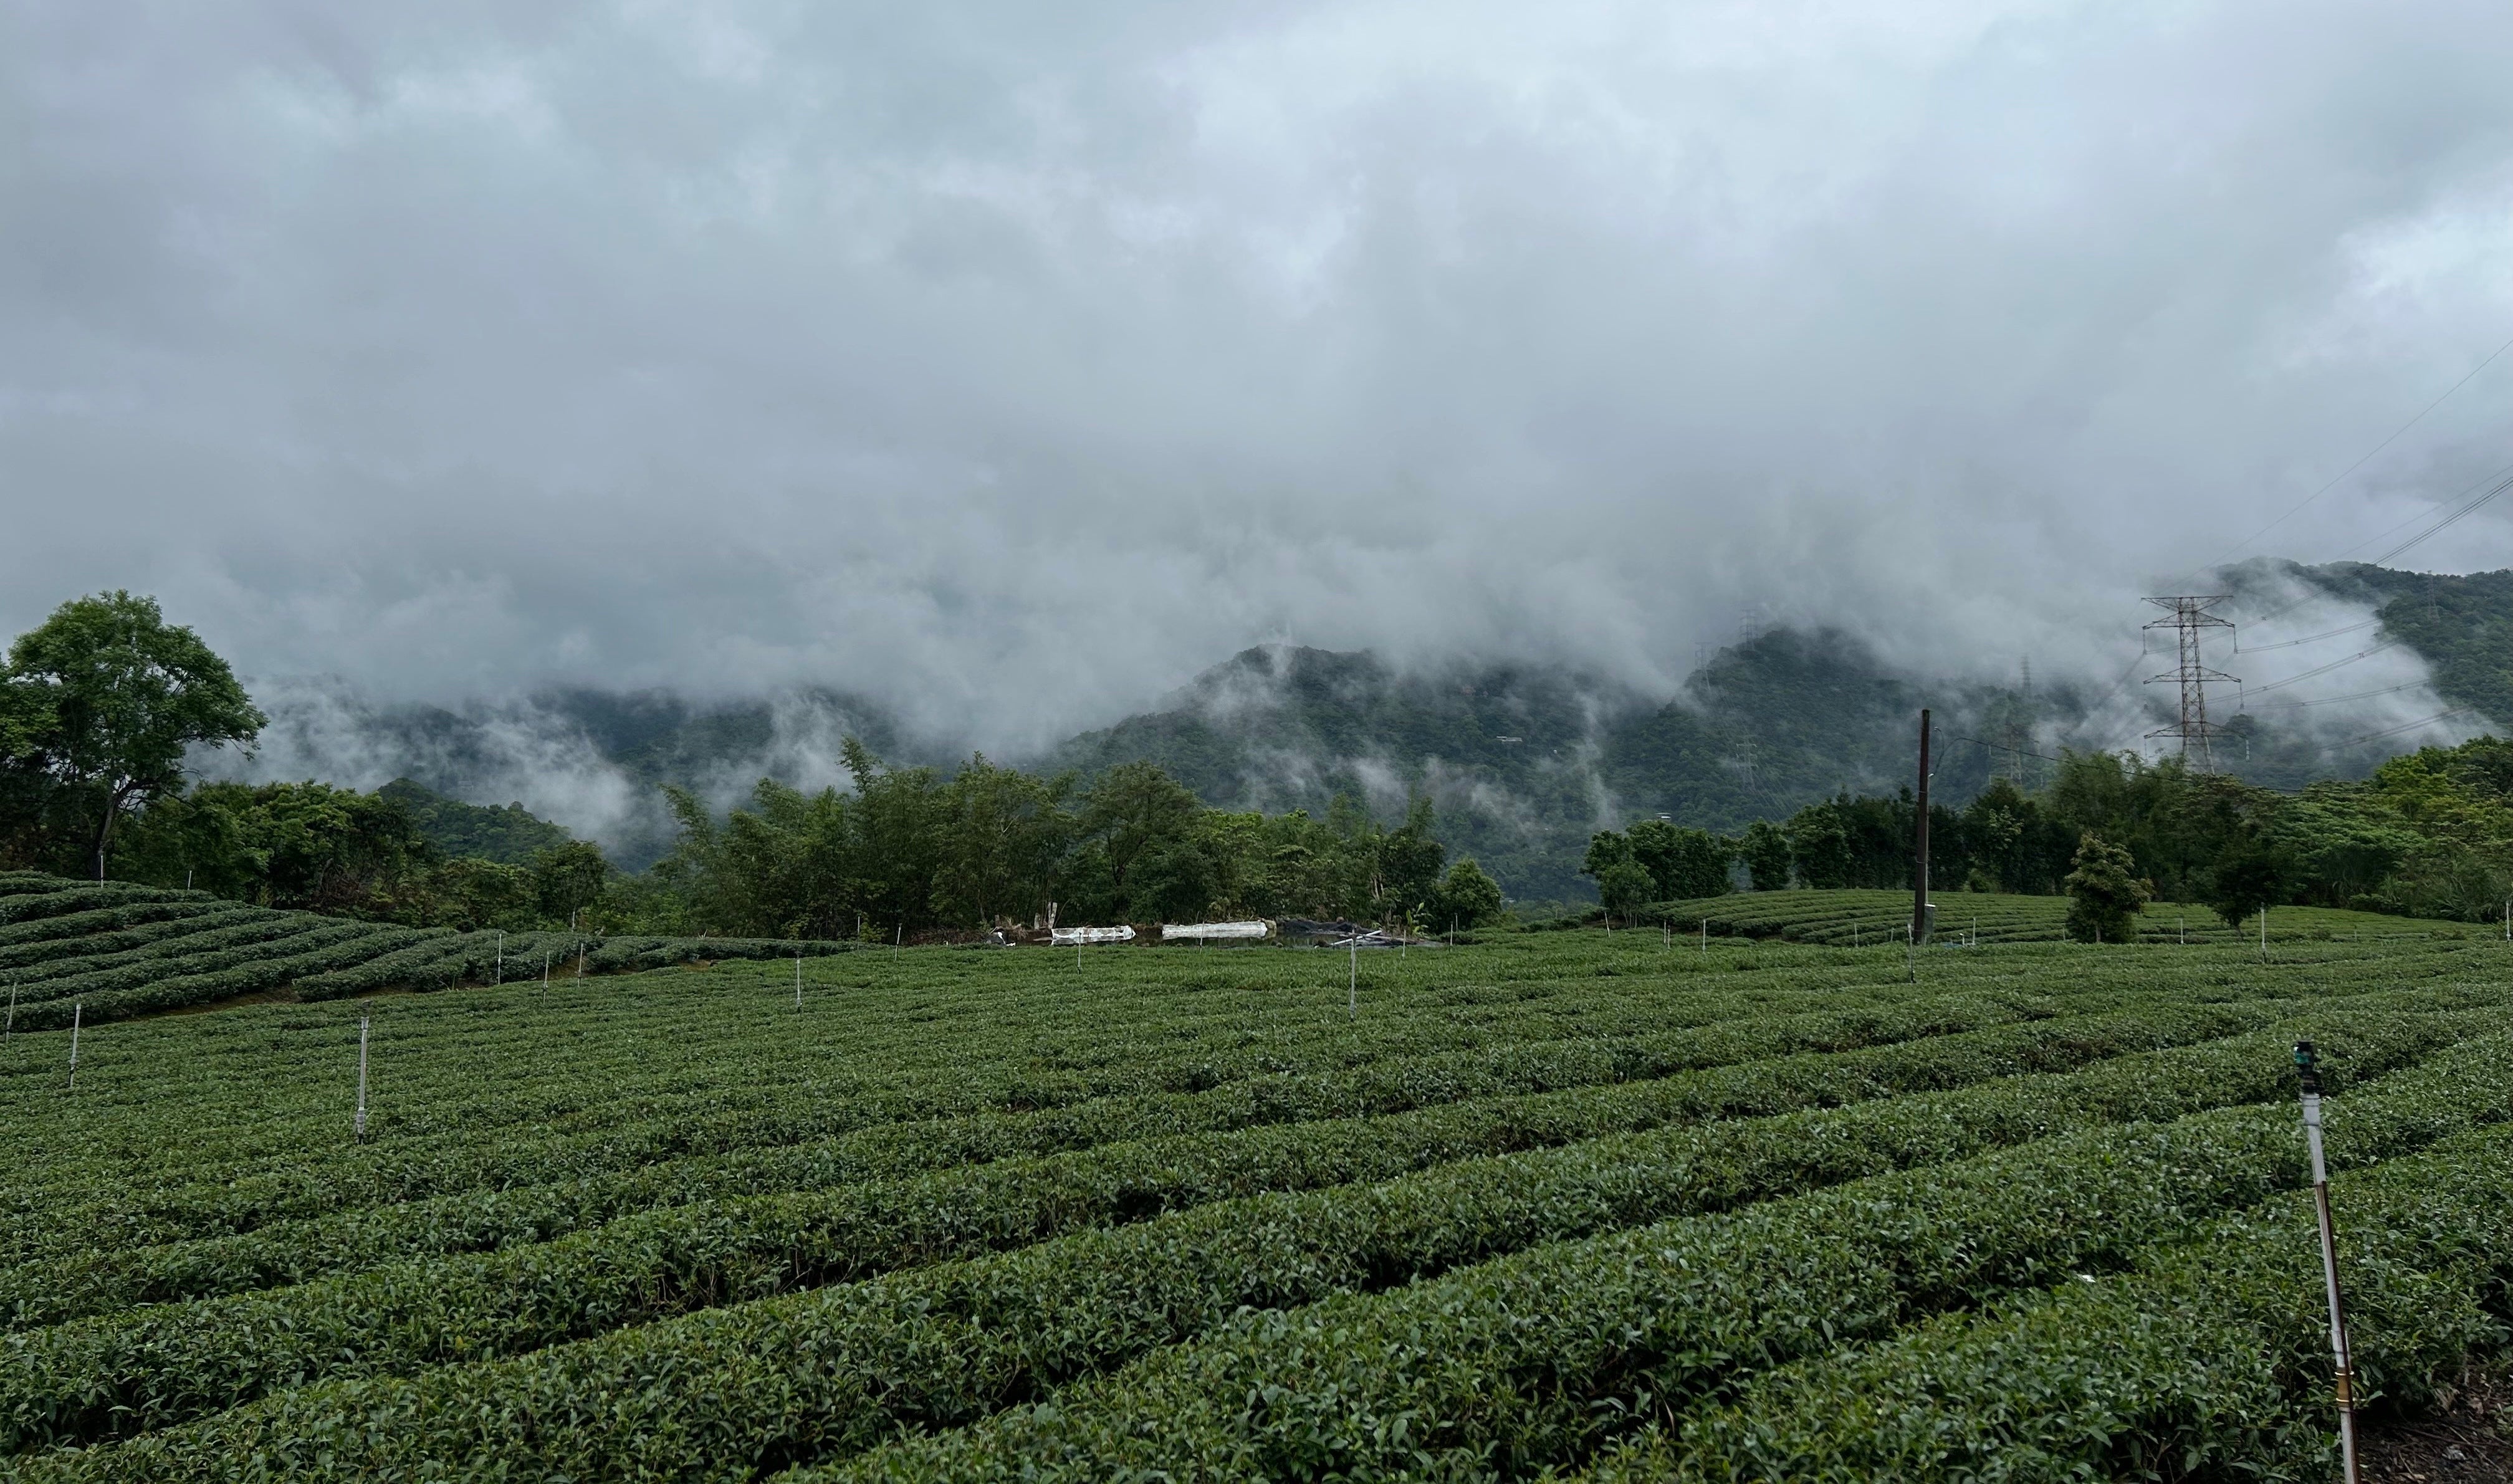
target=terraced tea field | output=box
[1645,886,2480,947]
[2,921,2509,1480]
[0,873,850,1029]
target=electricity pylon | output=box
[2144,596,2239,772]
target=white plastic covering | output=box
[1050,925,1137,945]
[1161,921,1270,941]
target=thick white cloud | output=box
[4,0,2512,749]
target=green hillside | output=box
[2301,562,2513,727]
[374,779,576,864]
[0,873,851,1030]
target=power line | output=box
[2234,617,2380,654]
[2336,707,2476,749]
[1950,734,2069,767]
[2082,635,2152,716]
[2365,467,2513,567]
[2248,639,2401,696]
[2212,328,2513,568]
[2250,679,2422,711]
[2322,457,2513,564]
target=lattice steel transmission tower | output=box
[2143,596,2239,772]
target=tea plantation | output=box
[0,873,851,1030]
[1640,886,2479,946]
[1,904,2509,1480]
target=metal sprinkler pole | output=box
[5,979,13,1045]
[2293,1041,2362,1484]
[1347,929,1357,1019]
[795,950,802,1010]
[355,1014,370,1144]
[1910,708,1933,949]
[66,1002,81,1089]
[494,931,503,986]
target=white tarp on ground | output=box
[1161,921,1270,941]
[1051,925,1137,945]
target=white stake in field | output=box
[2292,1041,2360,1484]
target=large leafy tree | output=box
[1,593,264,880]
[1625,818,1735,900]
[932,754,1075,927]
[2204,842,2288,932]
[2062,831,2150,944]
[1426,858,1505,930]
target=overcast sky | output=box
[6,0,2513,748]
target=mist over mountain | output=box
[202,561,2506,896]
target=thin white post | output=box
[576,938,586,979]
[355,1014,370,1144]
[495,931,504,986]
[66,1002,80,1089]
[2261,907,2268,960]
[5,979,13,1045]
[794,949,803,1009]
[1699,919,1705,954]
[2293,1042,2362,1484]
[896,923,903,961]
[541,950,549,989]
[1347,928,1357,1018]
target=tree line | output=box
[1,593,1506,938]
[1583,737,2513,929]
[638,744,1505,939]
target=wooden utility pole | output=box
[1911,709,1933,947]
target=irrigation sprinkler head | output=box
[2292,1040,2322,1095]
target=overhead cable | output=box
[2211,328,2513,568]
[1949,734,2070,767]
[2336,707,2474,749]
[2249,681,2422,711]
[2247,639,2401,696]
[2367,468,2513,567]
[2234,617,2380,654]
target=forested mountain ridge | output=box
[1044,564,2513,898]
[1045,646,1639,898]
[195,562,2511,900]
[2296,562,2513,727]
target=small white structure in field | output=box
[1162,921,1270,942]
[1051,925,1137,945]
